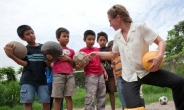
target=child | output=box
[51,27,76,110]
[75,30,108,110]
[45,66,64,110]
[109,40,126,109]
[97,31,117,110]
[4,25,51,110]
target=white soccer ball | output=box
[73,51,89,67]
[159,96,168,105]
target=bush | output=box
[74,72,85,88]
[0,81,20,107]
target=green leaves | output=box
[165,20,184,58]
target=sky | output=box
[0,0,184,71]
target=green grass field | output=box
[0,84,172,110]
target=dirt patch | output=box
[72,100,175,110]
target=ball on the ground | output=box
[41,41,63,62]
[73,51,89,67]
[7,41,27,59]
[159,96,168,105]
[142,51,164,71]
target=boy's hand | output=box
[75,61,85,70]
[115,79,117,86]
[4,44,15,58]
[46,54,53,61]
[104,72,108,81]
[58,54,71,61]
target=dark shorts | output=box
[106,76,117,93]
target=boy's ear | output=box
[20,36,25,41]
[83,38,85,42]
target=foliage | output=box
[17,67,23,74]
[0,86,173,109]
[0,81,20,107]
[163,51,184,78]
[0,66,16,82]
[74,71,85,88]
[165,20,184,58]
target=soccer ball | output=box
[41,41,63,62]
[159,96,168,105]
[142,51,164,71]
[73,51,89,67]
[6,41,27,59]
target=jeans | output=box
[20,84,50,103]
[117,76,126,109]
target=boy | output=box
[109,40,126,109]
[97,32,117,110]
[51,27,76,110]
[76,30,108,110]
[4,25,51,110]
[45,66,64,110]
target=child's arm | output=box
[4,44,27,66]
[100,62,108,81]
[111,61,117,86]
[58,54,75,67]
[113,68,117,86]
[45,54,53,67]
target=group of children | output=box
[4,25,130,110]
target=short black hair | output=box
[97,31,108,41]
[56,27,69,39]
[107,40,113,48]
[17,25,33,38]
[84,30,96,40]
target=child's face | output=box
[22,29,36,43]
[57,32,69,46]
[97,36,108,48]
[84,35,95,48]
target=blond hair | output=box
[107,4,132,23]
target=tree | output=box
[0,66,16,82]
[165,20,184,58]
[17,66,23,74]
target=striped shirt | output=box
[111,56,122,77]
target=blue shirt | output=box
[45,67,53,83]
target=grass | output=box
[0,85,173,109]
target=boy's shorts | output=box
[106,76,117,93]
[20,84,50,103]
[51,74,76,98]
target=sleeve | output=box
[71,49,75,58]
[142,23,158,45]
[112,41,119,53]
[111,60,115,69]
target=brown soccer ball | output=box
[41,41,63,62]
[73,51,89,67]
[6,41,27,59]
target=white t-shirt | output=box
[112,23,158,82]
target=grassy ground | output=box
[0,85,172,110]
